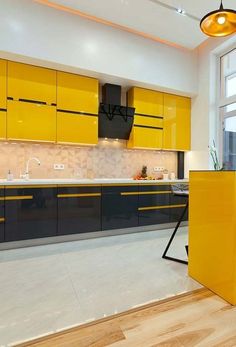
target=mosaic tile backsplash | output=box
[0,140,177,179]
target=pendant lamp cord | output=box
[220,0,223,10]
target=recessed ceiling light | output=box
[176,8,186,15]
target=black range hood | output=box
[98,84,135,140]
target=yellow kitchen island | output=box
[189,171,236,305]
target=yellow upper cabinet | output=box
[0,111,6,140]
[128,87,163,116]
[133,115,163,128]
[0,59,7,140]
[57,72,99,114]
[163,94,191,151]
[127,126,163,150]
[7,100,56,142]
[57,112,98,145]
[8,61,56,105]
[127,87,164,150]
[0,59,7,109]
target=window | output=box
[220,48,236,169]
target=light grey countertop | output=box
[0,178,189,186]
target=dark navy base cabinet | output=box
[102,185,139,230]
[139,209,170,226]
[0,188,4,242]
[58,185,101,235]
[138,185,171,226]
[5,186,57,241]
[0,182,188,244]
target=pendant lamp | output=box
[200,0,236,37]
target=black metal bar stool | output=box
[162,183,189,265]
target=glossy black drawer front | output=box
[102,185,139,193]
[139,208,170,226]
[102,185,139,230]
[139,184,171,192]
[0,188,4,242]
[139,192,170,208]
[58,185,101,235]
[5,186,57,241]
[170,194,188,206]
[138,186,171,226]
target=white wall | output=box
[185,35,236,176]
[0,0,197,96]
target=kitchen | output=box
[0,0,235,346]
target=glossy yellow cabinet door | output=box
[128,87,163,116]
[57,112,98,145]
[127,126,163,149]
[0,110,6,139]
[57,72,98,114]
[8,61,56,105]
[163,94,191,151]
[133,115,163,128]
[0,59,7,109]
[7,100,56,142]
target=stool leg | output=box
[162,201,188,265]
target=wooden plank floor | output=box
[17,288,236,347]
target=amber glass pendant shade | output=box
[200,1,236,37]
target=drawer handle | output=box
[121,191,171,196]
[120,192,139,196]
[138,204,186,211]
[0,217,4,223]
[57,193,101,198]
[4,195,33,201]
[139,191,172,195]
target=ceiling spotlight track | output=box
[200,0,236,37]
[148,0,200,22]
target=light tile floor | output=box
[0,227,201,346]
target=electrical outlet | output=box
[54,164,65,170]
[153,166,165,172]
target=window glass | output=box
[227,102,236,113]
[221,48,236,169]
[223,116,236,170]
[221,49,236,98]
[226,73,236,98]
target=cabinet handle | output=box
[120,192,139,196]
[4,195,33,201]
[135,113,163,119]
[57,193,101,198]
[133,124,163,130]
[121,191,171,196]
[18,98,47,105]
[138,204,186,211]
[0,217,4,223]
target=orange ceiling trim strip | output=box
[34,0,189,51]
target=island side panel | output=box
[188,171,236,305]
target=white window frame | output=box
[219,47,236,167]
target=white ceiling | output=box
[47,0,236,49]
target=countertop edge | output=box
[0,179,189,186]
